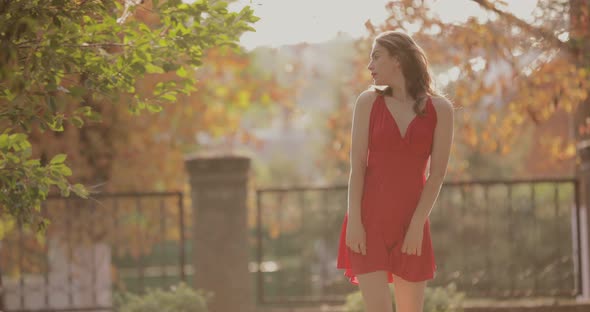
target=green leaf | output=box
[0,134,8,149]
[25,159,40,166]
[50,154,67,165]
[36,220,50,241]
[147,103,163,113]
[58,165,72,176]
[160,93,177,101]
[48,116,64,131]
[87,111,102,122]
[75,106,92,116]
[71,116,84,128]
[6,153,19,163]
[3,89,16,101]
[146,63,164,74]
[176,66,188,78]
[139,23,152,34]
[4,153,20,164]
[0,0,260,231]
[71,183,89,198]
[60,186,71,197]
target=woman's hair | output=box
[370,30,444,116]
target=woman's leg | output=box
[356,270,394,312]
[391,273,427,312]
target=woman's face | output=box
[367,42,401,86]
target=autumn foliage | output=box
[322,0,590,182]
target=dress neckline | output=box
[380,95,430,141]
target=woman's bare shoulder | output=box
[430,95,454,115]
[430,95,452,107]
[356,88,379,108]
[430,95,454,127]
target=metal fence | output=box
[1,191,187,312]
[254,178,582,305]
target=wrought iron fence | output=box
[1,191,187,312]
[254,178,582,305]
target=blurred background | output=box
[1,0,589,311]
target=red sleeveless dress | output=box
[336,93,437,285]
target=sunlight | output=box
[228,0,539,50]
[469,56,487,72]
[437,66,461,86]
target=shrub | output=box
[115,283,213,312]
[344,282,465,312]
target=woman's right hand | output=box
[346,218,367,255]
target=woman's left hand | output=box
[401,219,424,256]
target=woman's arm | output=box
[347,90,375,223]
[411,96,454,225]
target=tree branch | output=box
[470,0,570,52]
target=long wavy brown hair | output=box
[370,30,444,116]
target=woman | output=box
[336,30,454,312]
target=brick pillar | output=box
[185,155,254,312]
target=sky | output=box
[227,0,539,50]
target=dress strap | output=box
[368,94,380,150]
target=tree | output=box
[322,0,589,182]
[0,0,259,232]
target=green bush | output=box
[344,282,465,312]
[115,283,213,312]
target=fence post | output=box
[576,97,590,301]
[571,0,590,301]
[185,155,254,312]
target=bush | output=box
[115,283,213,312]
[344,282,465,312]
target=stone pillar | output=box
[184,155,254,312]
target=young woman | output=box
[336,30,454,312]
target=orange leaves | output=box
[364,19,376,36]
[103,44,296,191]
[235,90,251,109]
[319,0,590,180]
[512,58,589,126]
[543,137,577,161]
[462,123,478,147]
[201,104,227,138]
[239,131,264,150]
[213,85,229,98]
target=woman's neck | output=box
[388,84,413,105]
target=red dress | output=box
[336,93,437,285]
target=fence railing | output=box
[1,178,582,309]
[1,191,187,312]
[254,178,582,305]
